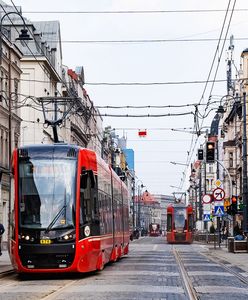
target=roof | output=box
[33,21,61,51]
[210,113,221,136]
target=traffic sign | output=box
[214,205,224,216]
[215,179,222,187]
[202,194,212,204]
[213,187,225,201]
[203,214,211,222]
[203,203,211,212]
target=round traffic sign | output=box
[202,194,212,204]
[213,187,225,201]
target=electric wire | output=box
[20,8,248,14]
[4,37,248,44]
[178,0,236,190]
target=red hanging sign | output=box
[138,129,147,137]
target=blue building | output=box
[123,149,134,172]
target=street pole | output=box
[242,92,248,234]
[199,163,202,220]
[132,178,135,233]
[137,184,140,229]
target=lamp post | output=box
[135,179,144,230]
[0,10,32,243]
[242,92,248,234]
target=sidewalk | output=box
[207,244,248,274]
[0,250,13,275]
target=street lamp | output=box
[0,11,32,166]
[170,185,181,190]
[0,10,32,243]
[170,161,189,166]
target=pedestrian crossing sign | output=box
[203,214,211,222]
[214,206,224,216]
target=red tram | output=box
[166,204,193,244]
[149,223,160,237]
[9,144,130,273]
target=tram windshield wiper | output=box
[45,204,67,233]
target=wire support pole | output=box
[215,158,233,203]
[242,92,248,233]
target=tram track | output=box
[173,247,199,300]
[0,269,15,279]
[40,279,80,300]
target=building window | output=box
[229,152,233,168]
[206,179,209,191]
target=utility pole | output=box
[226,35,234,95]
[242,92,248,233]
[132,178,135,232]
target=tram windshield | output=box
[18,158,76,230]
[174,208,187,230]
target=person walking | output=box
[0,223,5,256]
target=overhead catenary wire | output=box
[4,37,248,44]
[0,75,241,86]
[20,8,248,14]
[177,0,236,190]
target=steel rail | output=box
[40,279,80,300]
[173,247,199,300]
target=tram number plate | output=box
[40,239,51,244]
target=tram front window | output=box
[18,158,76,230]
[174,208,187,230]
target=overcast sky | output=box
[9,0,248,195]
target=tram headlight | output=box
[18,234,35,243]
[57,230,76,242]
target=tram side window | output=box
[80,171,100,236]
[167,214,172,232]
[80,176,91,225]
[188,214,193,232]
[93,176,99,222]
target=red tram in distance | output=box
[166,204,193,244]
[9,144,130,274]
[149,223,160,237]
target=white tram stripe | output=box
[152,245,158,251]
[103,270,180,276]
[120,262,177,266]
[188,271,234,276]
[65,284,185,294]
[195,286,248,294]
[183,263,219,266]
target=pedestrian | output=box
[233,222,241,236]
[0,223,5,256]
[222,226,228,241]
[234,230,245,241]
